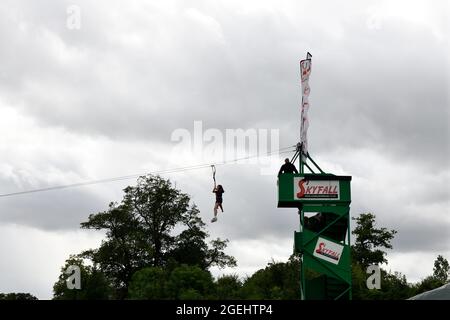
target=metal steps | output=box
[306,275,349,300]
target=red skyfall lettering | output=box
[297,179,307,198]
[316,243,340,260]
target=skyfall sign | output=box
[313,237,344,265]
[294,177,340,200]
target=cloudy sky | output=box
[0,0,448,299]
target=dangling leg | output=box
[219,203,224,212]
[211,203,218,222]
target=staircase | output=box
[304,212,347,242]
[306,275,349,300]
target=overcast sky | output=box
[0,0,449,299]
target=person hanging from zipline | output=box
[210,165,224,223]
[211,184,224,223]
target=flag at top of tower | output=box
[300,52,312,160]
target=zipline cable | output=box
[0,146,295,198]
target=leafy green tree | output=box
[79,202,144,298]
[366,270,414,300]
[351,263,369,300]
[128,265,224,300]
[75,175,235,299]
[241,256,300,299]
[169,207,236,270]
[413,275,445,296]
[169,209,209,268]
[80,175,190,295]
[128,267,168,299]
[165,265,214,299]
[53,256,112,300]
[0,293,38,300]
[215,274,243,300]
[433,255,449,283]
[350,213,411,300]
[409,255,449,297]
[352,213,397,269]
[353,264,415,300]
[205,239,237,269]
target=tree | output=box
[168,206,237,270]
[76,175,235,298]
[0,293,38,300]
[351,263,369,300]
[79,202,148,298]
[128,267,168,299]
[241,256,300,299]
[215,274,243,300]
[165,265,214,299]
[205,239,237,269]
[352,264,417,300]
[128,268,244,300]
[169,208,209,268]
[409,255,450,297]
[53,256,112,300]
[120,176,191,267]
[433,255,449,283]
[365,270,414,300]
[413,275,445,296]
[352,213,397,269]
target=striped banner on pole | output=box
[300,52,312,160]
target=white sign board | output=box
[313,237,344,265]
[294,177,340,200]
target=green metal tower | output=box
[277,53,352,300]
[277,148,352,300]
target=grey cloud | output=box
[0,1,449,297]
[1,0,447,175]
[0,186,107,230]
[391,217,450,253]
